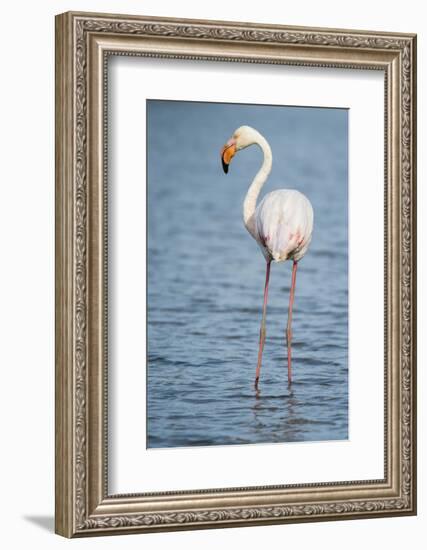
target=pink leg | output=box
[255,260,271,390]
[286,260,298,384]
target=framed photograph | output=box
[55,11,417,537]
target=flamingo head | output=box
[221,126,259,173]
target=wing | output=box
[255,189,313,262]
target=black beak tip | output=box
[222,158,229,174]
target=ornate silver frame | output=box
[55,11,417,537]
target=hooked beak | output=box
[221,139,236,174]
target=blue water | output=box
[147,100,348,448]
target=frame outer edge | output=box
[62,10,416,40]
[54,10,417,537]
[410,34,417,514]
[55,12,75,538]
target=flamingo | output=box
[221,125,313,389]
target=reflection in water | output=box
[251,387,300,441]
[146,100,348,448]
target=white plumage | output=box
[221,125,314,389]
[255,189,313,262]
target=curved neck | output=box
[243,136,272,237]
